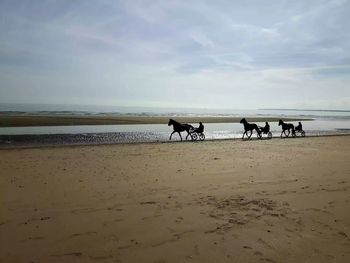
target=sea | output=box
[0,103,349,146]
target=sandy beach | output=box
[1,136,350,263]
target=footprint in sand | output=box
[51,252,82,257]
[198,195,291,233]
[71,231,97,237]
[260,258,277,263]
[175,216,183,223]
[140,201,157,205]
[257,238,274,250]
[117,244,132,250]
[0,220,10,226]
[20,236,45,242]
[141,214,162,221]
[338,231,350,241]
[338,181,347,184]
[71,207,100,214]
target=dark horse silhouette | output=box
[168,119,194,141]
[240,118,261,139]
[278,119,295,138]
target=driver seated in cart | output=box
[194,122,204,133]
[261,122,270,133]
[295,121,303,132]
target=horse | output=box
[278,119,295,138]
[240,118,261,139]
[168,119,194,141]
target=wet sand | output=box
[0,115,310,127]
[1,136,350,262]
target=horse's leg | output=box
[256,128,261,138]
[248,130,252,139]
[286,130,290,137]
[169,131,175,140]
[242,131,246,139]
[292,129,296,137]
[280,130,284,138]
[186,130,190,140]
[178,132,182,141]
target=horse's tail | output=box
[291,124,296,135]
[255,125,261,134]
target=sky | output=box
[0,0,349,110]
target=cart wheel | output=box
[301,130,305,137]
[191,133,198,141]
[268,132,272,139]
[199,133,205,141]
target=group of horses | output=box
[168,118,305,141]
[240,118,304,139]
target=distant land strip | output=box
[260,108,350,112]
[0,115,313,127]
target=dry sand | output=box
[0,115,310,127]
[1,136,350,263]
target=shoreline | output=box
[1,133,349,150]
[0,115,312,127]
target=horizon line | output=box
[0,102,349,113]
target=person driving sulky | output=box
[263,122,270,133]
[295,122,303,132]
[195,122,204,133]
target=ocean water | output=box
[0,103,349,145]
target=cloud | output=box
[0,0,349,109]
